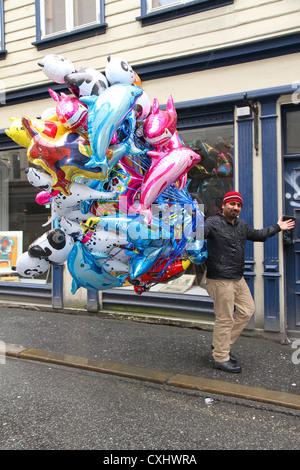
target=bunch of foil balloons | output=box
[7,54,207,295]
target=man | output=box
[204,191,295,373]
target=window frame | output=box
[0,0,6,60]
[137,0,234,27]
[33,0,107,50]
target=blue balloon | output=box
[67,241,126,293]
[81,84,143,174]
[186,240,208,265]
[108,138,144,170]
[129,245,167,280]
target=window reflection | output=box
[179,126,234,290]
[42,0,98,37]
[0,149,51,281]
[45,0,66,35]
[73,0,97,28]
[118,125,234,294]
[286,110,300,154]
[181,125,234,217]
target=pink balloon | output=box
[135,146,201,222]
[110,132,118,145]
[91,160,143,216]
[35,191,51,204]
[35,189,60,204]
[167,130,184,150]
[48,89,88,132]
[143,95,177,149]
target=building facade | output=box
[0,0,299,339]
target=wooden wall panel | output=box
[0,0,299,92]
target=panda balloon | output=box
[105,56,135,86]
[133,90,151,122]
[28,228,74,264]
[38,54,109,98]
[64,67,109,97]
[38,54,75,84]
[12,252,50,278]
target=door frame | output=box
[281,103,300,337]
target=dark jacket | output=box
[204,212,281,280]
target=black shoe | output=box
[213,359,242,373]
[211,345,238,363]
[229,351,238,363]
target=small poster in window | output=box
[158,274,196,293]
[0,231,23,274]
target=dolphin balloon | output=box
[107,137,145,171]
[129,245,167,280]
[67,242,126,293]
[135,146,202,222]
[81,84,143,173]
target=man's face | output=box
[222,201,242,221]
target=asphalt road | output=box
[0,356,299,451]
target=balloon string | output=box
[122,154,150,172]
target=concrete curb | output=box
[5,343,300,411]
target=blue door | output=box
[283,106,300,336]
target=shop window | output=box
[138,0,234,26]
[117,124,234,296]
[178,125,234,291]
[0,158,8,230]
[285,109,300,154]
[181,124,234,218]
[33,0,107,50]
[0,149,51,281]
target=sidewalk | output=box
[0,306,299,410]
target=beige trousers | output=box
[205,277,255,362]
